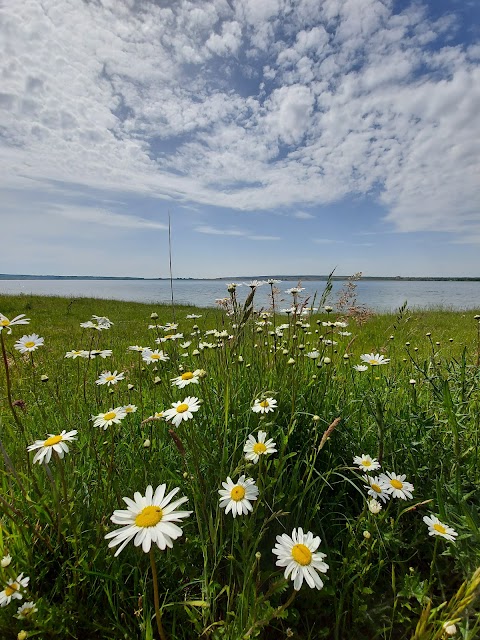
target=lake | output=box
[1,278,480,312]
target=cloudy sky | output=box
[1,0,479,278]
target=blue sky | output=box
[1,0,479,278]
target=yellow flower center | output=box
[5,582,19,597]
[106,375,115,381]
[253,442,267,454]
[103,411,117,421]
[433,523,447,535]
[135,505,163,528]
[0,319,10,326]
[165,334,174,339]
[181,372,194,380]
[390,479,403,490]
[372,483,382,494]
[24,341,36,348]
[291,543,312,566]
[151,354,160,360]
[362,460,372,467]
[176,403,189,413]
[231,486,246,501]
[369,359,378,365]
[259,400,270,408]
[125,406,133,413]
[44,435,63,447]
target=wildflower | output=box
[128,345,149,352]
[171,370,201,389]
[363,475,390,503]
[285,287,305,294]
[180,341,192,349]
[96,371,125,386]
[150,312,158,319]
[368,499,382,514]
[15,602,37,619]
[40,374,49,381]
[65,350,84,359]
[97,349,113,358]
[92,315,113,329]
[360,353,390,366]
[363,530,371,539]
[306,350,320,359]
[380,472,414,500]
[27,430,78,464]
[324,306,333,312]
[443,623,458,635]
[338,331,352,337]
[0,574,29,607]
[14,334,44,354]
[218,476,259,517]
[244,431,277,463]
[105,484,191,556]
[0,313,30,334]
[123,404,137,414]
[156,333,184,343]
[143,439,151,448]
[142,349,169,364]
[18,632,27,640]
[163,397,200,428]
[423,515,458,542]
[409,379,416,385]
[93,407,127,430]
[323,357,331,364]
[1,555,12,568]
[186,314,202,319]
[353,454,381,472]
[80,320,99,330]
[273,528,329,591]
[244,280,266,288]
[252,398,277,414]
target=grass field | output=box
[0,287,479,639]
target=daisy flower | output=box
[368,499,382,514]
[0,574,29,607]
[353,454,381,472]
[92,315,113,329]
[306,350,320,359]
[128,345,149,352]
[363,475,390,504]
[360,353,390,366]
[285,287,305,294]
[123,404,137,414]
[0,313,30,334]
[186,314,202,319]
[65,350,84,359]
[163,396,200,428]
[80,320,99,330]
[273,528,329,591]
[104,484,192,556]
[379,471,414,500]
[218,476,259,517]
[14,334,44,354]
[92,407,127,430]
[142,349,169,364]
[156,333,183,343]
[423,515,458,542]
[252,398,277,414]
[244,431,277,464]
[170,370,201,389]
[27,430,78,464]
[1,555,11,568]
[96,371,125,386]
[353,364,369,372]
[15,601,38,619]
[97,349,113,358]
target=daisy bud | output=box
[363,531,371,539]
[312,415,321,422]
[409,379,416,385]
[183,471,188,478]
[282,349,289,355]
[426,332,431,336]
[143,439,151,448]
[18,632,28,640]
[1,554,12,568]
[323,357,331,364]
[389,335,394,340]
[255,551,261,560]
[287,358,295,365]
[40,374,49,382]
[238,355,244,362]
[108,388,115,394]
[405,342,410,347]
[246,363,251,368]
[436,341,440,346]
[150,312,158,319]
[192,349,200,356]
[128,384,134,390]
[343,354,349,359]
[368,499,382,514]
[325,306,333,312]
[443,623,457,636]
[154,376,161,385]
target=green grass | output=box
[0,291,479,639]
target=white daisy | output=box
[170,370,201,389]
[123,404,138,414]
[96,370,125,386]
[218,476,259,517]
[186,314,202,319]
[92,315,113,329]
[285,287,305,294]
[363,475,390,504]
[423,515,458,542]
[379,472,414,500]
[104,484,192,557]
[156,333,184,343]
[306,351,320,359]
[14,334,44,354]
[27,430,78,464]
[368,499,382,514]
[360,353,390,366]
[243,431,277,464]
[1,555,11,568]
[92,407,127,430]
[252,398,277,414]
[353,364,369,372]
[0,574,29,607]
[65,350,84,359]
[272,528,329,591]
[128,345,149,352]
[142,349,169,364]
[0,313,30,334]
[15,601,38,619]
[80,320,100,330]
[353,454,381,472]
[163,396,201,428]
[97,349,113,358]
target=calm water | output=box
[1,279,480,312]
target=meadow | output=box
[0,282,479,640]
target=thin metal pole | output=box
[168,210,176,322]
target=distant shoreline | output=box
[1,274,480,282]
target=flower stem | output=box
[149,548,168,640]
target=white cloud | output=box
[0,0,479,245]
[294,211,314,219]
[52,206,168,230]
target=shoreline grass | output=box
[0,291,479,639]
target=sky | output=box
[1,0,479,279]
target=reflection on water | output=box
[1,278,480,312]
